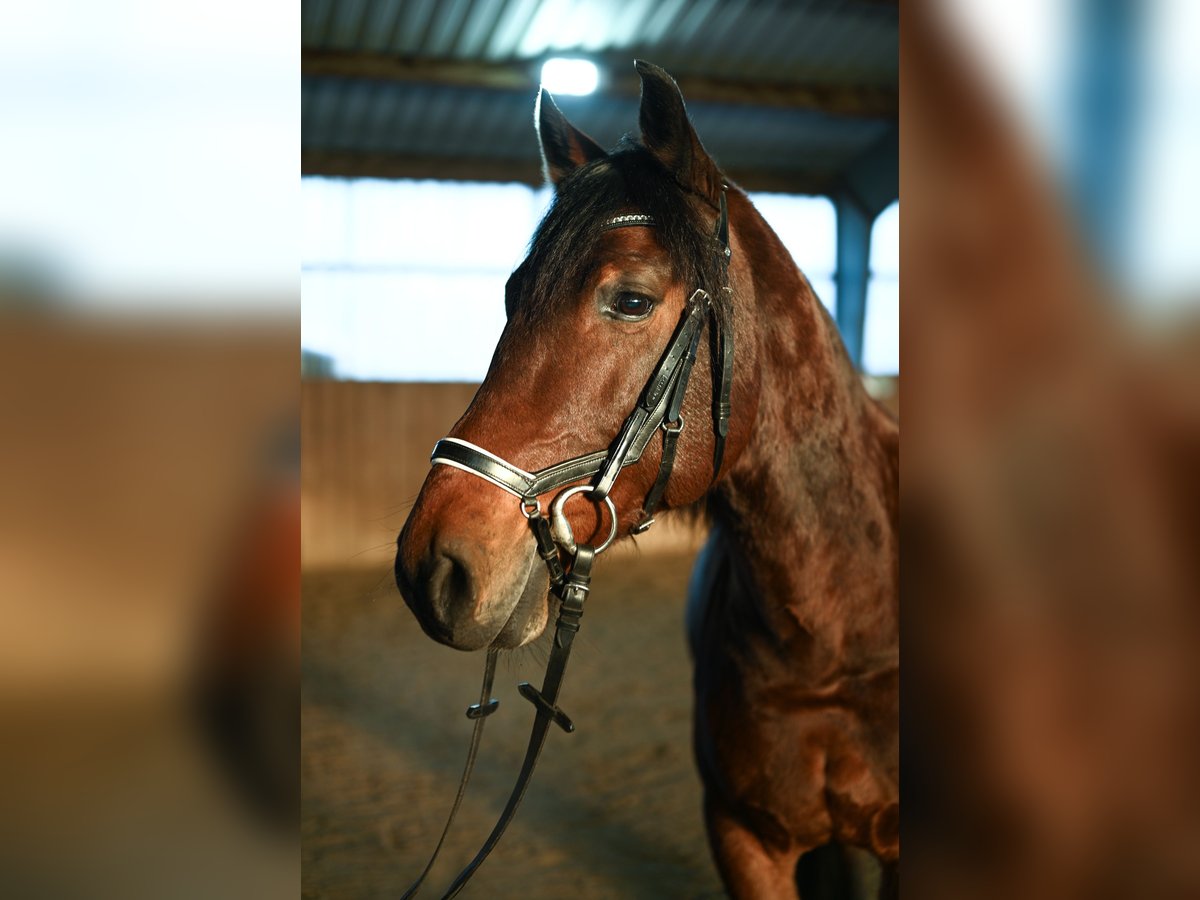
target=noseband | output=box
[402,189,734,899]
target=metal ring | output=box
[548,485,619,556]
[662,414,685,435]
[520,497,541,519]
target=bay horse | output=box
[395,61,899,898]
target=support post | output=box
[1072,0,1138,281]
[835,192,872,368]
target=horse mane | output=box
[510,138,727,319]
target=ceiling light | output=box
[540,58,599,96]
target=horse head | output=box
[396,62,760,650]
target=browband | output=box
[601,213,656,230]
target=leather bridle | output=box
[402,187,734,899]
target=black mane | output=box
[508,139,726,319]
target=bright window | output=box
[745,193,838,316]
[302,179,551,381]
[863,201,899,375]
[301,179,896,381]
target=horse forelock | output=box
[515,141,727,321]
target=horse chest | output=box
[689,530,899,855]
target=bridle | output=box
[402,187,734,899]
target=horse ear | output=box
[535,88,606,186]
[635,60,723,202]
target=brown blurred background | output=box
[1,0,300,895]
[902,0,1200,897]
[0,320,298,899]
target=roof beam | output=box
[302,151,543,185]
[838,124,899,217]
[301,51,897,119]
[301,150,838,196]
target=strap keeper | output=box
[530,515,566,584]
[716,403,731,436]
[465,698,499,719]
[632,517,655,535]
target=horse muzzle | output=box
[395,473,549,650]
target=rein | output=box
[401,188,733,899]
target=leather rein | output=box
[401,188,733,899]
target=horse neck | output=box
[712,205,899,671]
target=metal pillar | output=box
[1072,0,1138,279]
[835,192,871,368]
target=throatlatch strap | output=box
[591,291,708,499]
[711,188,734,480]
[710,299,733,478]
[437,546,595,899]
[400,648,500,900]
[636,300,706,530]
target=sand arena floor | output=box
[302,548,725,899]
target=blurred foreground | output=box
[904,1,1200,897]
[0,1,298,895]
[0,316,298,898]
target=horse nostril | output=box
[412,542,496,650]
[427,548,473,615]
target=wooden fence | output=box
[301,380,707,570]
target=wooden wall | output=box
[301,380,706,570]
[300,379,901,571]
[301,381,478,570]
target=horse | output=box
[395,60,899,899]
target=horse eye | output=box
[613,292,654,319]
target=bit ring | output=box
[548,486,619,556]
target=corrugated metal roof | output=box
[301,0,897,195]
[303,0,896,86]
[304,77,886,171]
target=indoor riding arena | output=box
[9,0,1200,897]
[302,2,897,897]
